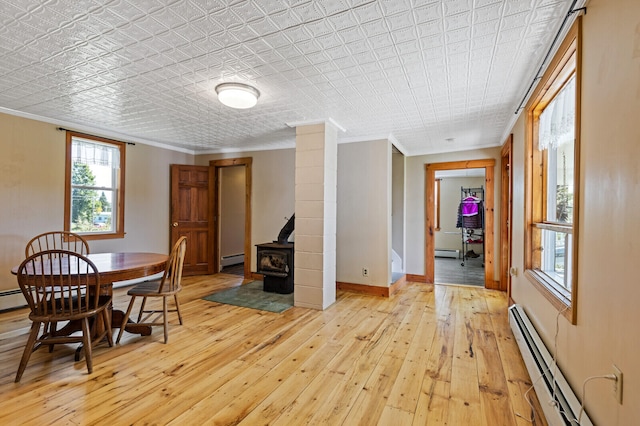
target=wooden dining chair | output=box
[25,231,90,257]
[117,237,187,344]
[15,250,113,382]
[25,231,91,345]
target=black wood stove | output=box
[256,214,295,294]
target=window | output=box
[64,132,126,240]
[525,18,581,323]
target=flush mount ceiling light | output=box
[215,82,260,109]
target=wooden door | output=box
[170,165,213,275]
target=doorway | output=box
[425,159,496,288]
[434,168,486,286]
[218,165,246,276]
[211,157,252,279]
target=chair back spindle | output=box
[18,250,100,320]
[157,237,187,293]
[25,231,90,257]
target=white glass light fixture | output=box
[215,82,260,109]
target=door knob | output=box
[172,222,178,227]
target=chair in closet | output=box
[116,237,187,344]
[15,250,113,382]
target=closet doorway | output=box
[425,159,496,288]
[434,169,486,286]
[218,165,246,276]
[211,157,252,279]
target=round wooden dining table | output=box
[12,252,168,339]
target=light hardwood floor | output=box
[0,275,544,425]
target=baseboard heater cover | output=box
[221,253,244,267]
[508,304,593,426]
[0,289,26,312]
[435,249,459,258]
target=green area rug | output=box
[203,281,293,313]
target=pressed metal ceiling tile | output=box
[390,26,418,44]
[418,19,443,38]
[351,1,382,24]
[384,10,415,30]
[444,11,471,31]
[325,9,357,31]
[443,0,472,16]
[360,19,389,38]
[473,19,500,37]
[293,2,327,22]
[504,0,535,16]
[474,3,503,23]
[317,0,350,16]
[269,7,304,30]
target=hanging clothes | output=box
[456,199,484,229]
[461,196,480,216]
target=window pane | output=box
[540,228,572,292]
[541,76,575,224]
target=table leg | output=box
[74,307,153,361]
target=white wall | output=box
[509,0,640,423]
[405,147,501,277]
[0,112,193,295]
[337,140,392,287]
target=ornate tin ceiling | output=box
[0,0,576,155]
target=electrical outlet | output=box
[613,365,623,404]
[362,267,369,277]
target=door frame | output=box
[210,157,252,279]
[425,159,496,288]
[500,135,514,295]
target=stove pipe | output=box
[276,214,295,244]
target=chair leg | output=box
[163,296,169,344]
[137,297,148,323]
[174,294,183,325]
[116,296,136,344]
[15,322,41,382]
[80,317,93,374]
[47,321,57,352]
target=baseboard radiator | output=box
[508,304,593,426]
[221,253,244,267]
[0,289,26,312]
[435,249,459,258]
[1,274,162,312]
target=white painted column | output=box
[294,122,337,310]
